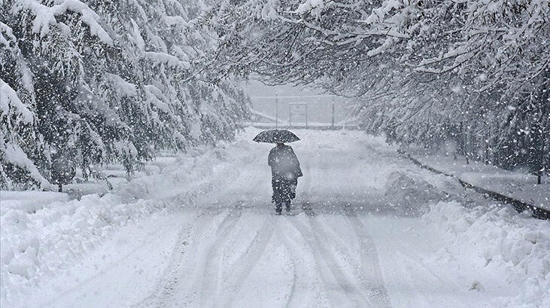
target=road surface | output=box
[26,129,508,308]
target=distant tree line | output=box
[1,0,249,189]
[207,0,549,183]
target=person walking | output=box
[268,142,302,215]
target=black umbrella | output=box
[253,129,300,143]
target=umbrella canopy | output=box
[253,129,300,143]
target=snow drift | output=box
[425,201,550,308]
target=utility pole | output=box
[288,103,292,128]
[275,91,279,129]
[331,101,335,129]
[305,104,308,129]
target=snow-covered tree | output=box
[209,0,549,177]
[0,0,249,189]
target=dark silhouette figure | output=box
[268,143,302,214]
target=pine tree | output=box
[1,0,250,189]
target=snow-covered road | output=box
[3,129,549,308]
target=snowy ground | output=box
[409,152,549,210]
[1,128,549,308]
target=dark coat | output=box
[268,144,302,180]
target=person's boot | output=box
[285,202,291,213]
[275,203,282,215]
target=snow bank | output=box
[0,142,241,306]
[0,191,68,213]
[411,153,550,210]
[384,171,446,215]
[1,193,165,305]
[424,201,550,307]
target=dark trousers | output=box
[272,177,297,211]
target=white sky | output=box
[241,79,330,98]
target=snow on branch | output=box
[144,85,171,113]
[13,0,113,45]
[362,0,404,25]
[295,0,326,16]
[0,137,50,188]
[145,51,191,69]
[163,15,189,28]
[0,22,17,48]
[0,79,33,125]
[105,73,138,98]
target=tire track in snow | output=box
[178,205,243,307]
[287,215,373,307]
[309,215,387,307]
[197,205,244,307]
[360,216,463,307]
[342,203,392,307]
[277,218,329,308]
[132,211,202,308]
[41,215,191,308]
[134,206,240,308]
[279,237,298,308]
[222,215,276,307]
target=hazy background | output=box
[241,79,353,125]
